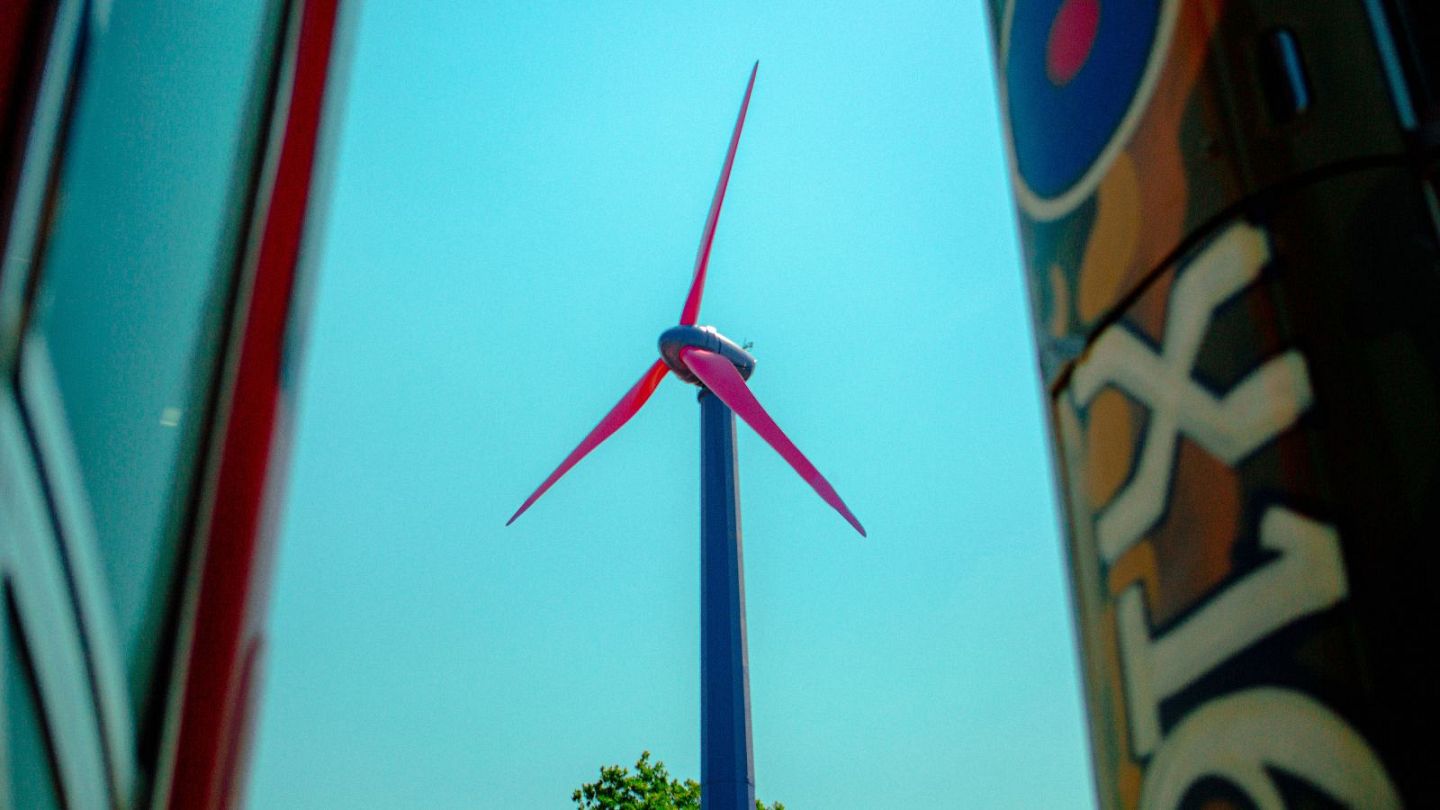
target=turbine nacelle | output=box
[507,61,864,537]
[659,325,755,384]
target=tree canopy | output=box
[572,751,784,810]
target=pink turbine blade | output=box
[507,360,671,526]
[678,62,758,326]
[680,347,866,536]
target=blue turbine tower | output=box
[508,63,865,810]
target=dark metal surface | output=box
[660,324,756,384]
[698,389,755,810]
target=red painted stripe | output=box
[166,1,342,808]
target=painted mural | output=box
[990,0,1440,806]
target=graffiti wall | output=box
[989,1,1440,806]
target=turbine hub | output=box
[659,325,755,384]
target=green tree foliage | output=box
[572,751,785,810]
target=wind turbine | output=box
[508,62,864,810]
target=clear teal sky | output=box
[247,2,1094,807]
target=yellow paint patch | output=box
[1107,538,1159,603]
[1078,152,1141,323]
[1084,388,1134,510]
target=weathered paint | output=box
[989,1,1439,805]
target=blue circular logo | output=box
[1002,0,1176,219]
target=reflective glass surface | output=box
[24,0,281,720]
[5,605,64,810]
